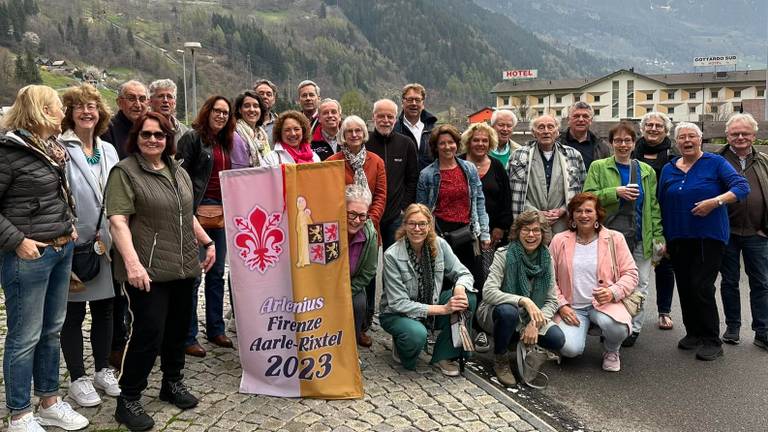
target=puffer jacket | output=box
[176,129,213,210]
[0,130,75,251]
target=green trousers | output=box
[380,290,477,370]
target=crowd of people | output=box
[1,77,766,432]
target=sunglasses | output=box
[139,131,167,140]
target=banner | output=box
[220,161,363,399]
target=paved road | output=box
[471,268,768,432]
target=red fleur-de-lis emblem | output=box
[324,223,338,242]
[233,206,285,274]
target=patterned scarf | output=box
[406,239,435,307]
[341,144,369,192]
[235,119,270,167]
[283,142,316,164]
[502,240,552,309]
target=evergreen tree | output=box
[65,16,74,42]
[23,0,37,15]
[126,27,134,46]
[175,75,186,123]
[76,18,88,45]
[163,30,170,44]
[0,4,9,42]
[318,3,327,19]
[14,53,25,82]
[25,50,40,83]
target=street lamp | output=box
[176,49,187,123]
[184,41,202,114]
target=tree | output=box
[0,4,9,42]
[65,16,74,42]
[126,27,134,46]
[163,31,170,44]
[23,0,37,15]
[24,50,40,83]
[14,53,25,82]
[340,89,369,118]
[175,75,186,123]
[318,3,327,19]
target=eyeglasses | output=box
[121,95,147,104]
[728,132,755,139]
[345,128,365,136]
[644,123,665,130]
[212,108,230,117]
[139,131,167,140]
[73,103,98,112]
[405,221,429,230]
[347,211,368,222]
[520,227,542,235]
[612,138,634,145]
[403,97,423,104]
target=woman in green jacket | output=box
[346,184,379,348]
[583,122,664,347]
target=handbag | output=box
[450,311,475,352]
[607,232,646,317]
[197,204,224,229]
[71,203,105,283]
[604,159,639,252]
[442,225,475,248]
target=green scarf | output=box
[501,240,552,309]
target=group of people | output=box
[0,76,765,432]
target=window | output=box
[536,96,544,104]
[733,90,741,98]
[667,89,676,99]
[555,109,562,117]
[711,105,718,113]
[711,89,719,98]
[538,110,544,116]
[758,89,766,98]
[594,108,601,116]
[667,106,675,114]
[555,95,563,104]
[626,80,634,118]
[689,106,696,114]
[594,94,601,102]
[612,80,620,118]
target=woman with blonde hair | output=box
[379,204,476,376]
[0,85,89,431]
[59,84,121,407]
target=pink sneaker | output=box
[602,351,621,372]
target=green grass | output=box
[252,9,290,23]
[40,69,77,90]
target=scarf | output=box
[501,240,552,309]
[235,119,269,167]
[341,144,369,192]
[634,136,672,156]
[282,142,315,164]
[406,239,435,308]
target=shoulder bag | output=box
[72,202,106,282]
[607,232,645,317]
[604,159,639,252]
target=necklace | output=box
[84,145,101,165]
[575,233,597,245]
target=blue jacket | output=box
[658,152,750,243]
[394,109,437,169]
[416,158,491,241]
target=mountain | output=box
[0,0,613,114]
[477,0,767,73]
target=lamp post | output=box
[176,49,187,123]
[184,42,202,114]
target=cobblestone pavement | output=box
[0,294,542,431]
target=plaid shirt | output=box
[508,141,586,219]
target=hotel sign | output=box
[693,56,737,67]
[503,69,538,80]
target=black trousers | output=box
[118,278,195,399]
[668,238,725,346]
[60,298,114,380]
[436,219,483,296]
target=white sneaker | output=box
[94,368,121,397]
[8,412,45,432]
[36,397,89,430]
[67,376,102,407]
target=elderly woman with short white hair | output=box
[658,122,750,361]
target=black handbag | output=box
[604,160,639,252]
[72,203,105,282]
[442,225,475,248]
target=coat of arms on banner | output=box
[233,205,285,274]
[308,222,340,265]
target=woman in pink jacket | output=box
[550,193,638,372]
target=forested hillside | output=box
[0,0,612,117]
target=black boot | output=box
[115,396,154,431]
[159,380,199,409]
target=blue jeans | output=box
[557,306,629,357]
[187,199,228,345]
[720,234,768,336]
[491,303,565,355]
[2,242,74,414]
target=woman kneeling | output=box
[379,204,476,376]
[477,211,564,386]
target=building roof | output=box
[467,107,494,117]
[491,68,768,94]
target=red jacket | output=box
[327,151,387,241]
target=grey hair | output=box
[337,115,369,146]
[674,122,703,139]
[640,111,672,134]
[319,98,341,113]
[345,184,372,208]
[373,99,398,116]
[148,79,177,97]
[726,112,759,133]
[491,109,518,127]
[253,78,277,94]
[567,101,594,118]
[118,80,147,97]
[297,79,320,96]
[530,113,560,132]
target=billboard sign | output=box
[693,56,737,67]
[503,69,538,80]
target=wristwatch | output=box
[716,198,724,207]
[204,240,215,249]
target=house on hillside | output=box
[491,68,768,122]
[468,107,494,124]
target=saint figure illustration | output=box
[295,196,313,267]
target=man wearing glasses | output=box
[394,83,438,169]
[716,113,768,351]
[101,80,149,159]
[509,114,586,233]
[148,79,188,145]
[559,101,611,170]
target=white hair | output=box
[640,111,672,134]
[726,112,759,133]
[337,115,369,146]
[674,122,703,139]
[118,80,147,97]
[491,109,518,127]
[297,79,320,96]
[567,101,594,118]
[530,113,560,132]
[373,99,398,116]
[148,79,177,97]
[345,184,372,207]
